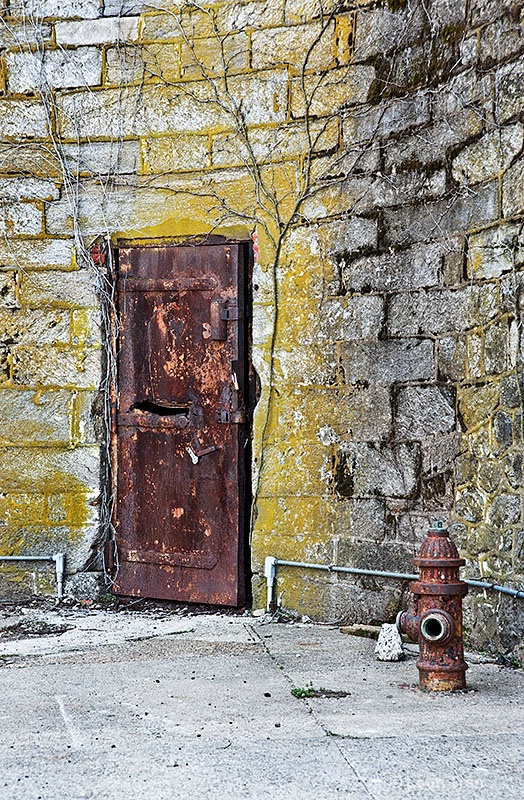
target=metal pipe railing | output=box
[264,556,524,610]
[0,554,65,600]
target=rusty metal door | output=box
[112,243,249,605]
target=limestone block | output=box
[502,157,524,218]
[252,20,335,72]
[388,285,498,336]
[383,183,499,246]
[432,71,493,120]
[468,223,524,279]
[317,216,378,258]
[180,32,250,78]
[317,295,384,342]
[353,4,426,59]
[329,497,387,543]
[334,442,419,498]
[0,239,73,270]
[456,488,485,523]
[431,0,468,26]
[16,0,100,17]
[500,374,524,408]
[291,65,375,117]
[438,336,466,381]
[141,134,210,173]
[216,0,285,33]
[396,386,456,441]
[0,178,59,202]
[344,93,430,145]
[212,119,339,169]
[64,571,106,601]
[487,493,521,527]
[11,345,101,389]
[18,270,98,309]
[375,623,404,661]
[6,48,102,93]
[341,339,434,386]
[452,125,523,185]
[384,113,483,170]
[0,389,72,445]
[479,16,524,67]
[0,99,48,139]
[62,140,140,176]
[494,58,524,124]
[477,459,503,493]
[274,344,338,386]
[342,241,441,293]
[0,308,70,345]
[0,444,100,493]
[55,17,140,46]
[257,440,329,497]
[421,432,460,475]
[0,202,43,236]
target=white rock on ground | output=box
[375,622,405,661]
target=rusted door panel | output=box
[113,244,247,606]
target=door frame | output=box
[101,236,254,605]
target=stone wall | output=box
[0,0,523,653]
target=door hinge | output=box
[216,409,245,424]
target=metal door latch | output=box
[186,445,218,464]
[216,409,245,424]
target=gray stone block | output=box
[353,4,426,59]
[502,158,524,218]
[334,442,420,498]
[487,493,521,527]
[387,285,498,336]
[495,58,524,124]
[0,389,72,445]
[341,339,434,386]
[383,183,499,246]
[452,124,523,186]
[468,223,524,279]
[438,336,466,381]
[341,241,441,294]
[395,386,456,441]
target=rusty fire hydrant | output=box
[397,520,468,691]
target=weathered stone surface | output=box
[291,65,375,117]
[252,20,335,72]
[0,239,73,271]
[456,487,485,523]
[487,493,522,527]
[396,386,455,441]
[495,58,524,124]
[341,241,441,293]
[0,308,70,345]
[388,285,498,336]
[55,17,140,46]
[383,183,499,246]
[375,623,404,662]
[6,48,102,93]
[317,216,378,259]
[329,498,387,543]
[0,178,59,202]
[383,113,483,171]
[318,295,384,341]
[340,339,434,385]
[0,390,72,445]
[353,4,426,59]
[452,125,523,185]
[438,336,466,381]
[492,410,513,453]
[484,322,509,375]
[344,94,430,144]
[16,0,101,18]
[468,223,524,279]
[334,442,419,498]
[502,157,524,218]
[0,203,43,237]
[18,270,98,308]
[62,140,140,176]
[64,571,106,600]
[458,383,500,431]
[11,346,101,389]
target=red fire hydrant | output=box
[397,520,468,691]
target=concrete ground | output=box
[0,603,522,800]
